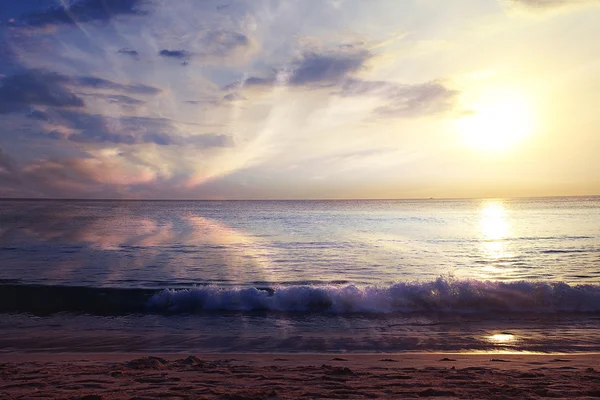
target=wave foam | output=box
[147,278,600,314]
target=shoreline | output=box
[4,350,600,359]
[2,352,599,399]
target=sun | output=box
[458,90,536,153]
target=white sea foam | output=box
[147,278,600,314]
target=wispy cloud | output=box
[117,48,139,59]
[502,0,600,13]
[230,49,372,89]
[70,76,161,95]
[80,94,145,107]
[339,79,459,118]
[158,31,251,64]
[32,110,234,148]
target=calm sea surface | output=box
[1,197,600,353]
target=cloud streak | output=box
[71,76,161,95]
[503,0,600,13]
[157,31,251,64]
[35,111,234,148]
[117,48,140,58]
[232,49,372,89]
[80,94,145,107]
[339,79,459,118]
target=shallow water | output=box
[1,197,599,353]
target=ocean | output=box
[1,197,599,354]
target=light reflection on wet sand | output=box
[1,312,599,353]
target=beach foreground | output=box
[1,353,599,399]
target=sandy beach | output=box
[1,353,599,399]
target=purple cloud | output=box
[0,70,85,114]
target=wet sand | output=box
[1,353,599,399]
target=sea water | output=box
[1,197,599,353]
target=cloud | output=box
[49,111,135,144]
[80,94,145,106]
[237,50,372,89]
[200,30,250,58]
[0,70,84,114]
[43,111,171,145]
[0,147,22,188]
[117,48,139,59]
[21,0,148,28]
[339,79,459,118]
[0,147,105,197]
[158,31,250,64]
[71,76,160,95]
[36,110,235,148]
[0,69,160,115]
[289,51,371,86]
[184,100,213,105]
[159,49,190,60]
[26,110,51,120]
[183,134,235,148]
[0,2,498,199]
[223,93,246,102]
[224,48,456,119]
[7,155,157,198]
[0,146,17,175]
[502,0,600,13]
[184,94,244,107]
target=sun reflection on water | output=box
[479,200,511,259]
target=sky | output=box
[0,0,599,199]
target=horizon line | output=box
[0,194,599,202]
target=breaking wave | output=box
[148,278,600,314]
[3,278,600,315]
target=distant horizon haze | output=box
[0,194,599,202]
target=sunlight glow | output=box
[459,90,536,153]
[487,333,516,344]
